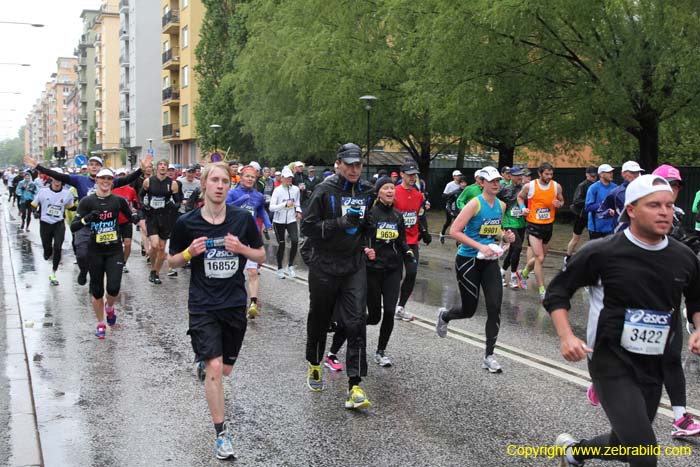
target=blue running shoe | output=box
[215,421,235,460]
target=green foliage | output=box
[0,135,24,167]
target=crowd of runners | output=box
[2,148,700,465]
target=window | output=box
[182,26,188,48]
[182,104,189,126]
[182,0,189,8]
[182,66,189,87]
[61,60,70,69]
[163,40,169,52]
[163,111,169,125]
[163,76,170,89]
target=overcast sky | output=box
[0,1,99,141]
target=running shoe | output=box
[263,230,270,240]
[247,301,258,319]
[95,323,106,339]
[683,307,694,335]
[586,384,600,407]
[555,433,583,466]
[196,361,206,382]
[215,421,235,460]
[167,268,178,277]
[306,363,324,391]
[439,234,445,244]
[515,271,525,289]
[373,352,393,367]
[482,355,503,373]
[394,306,414,321]
[49,274,59,286]
[105,304,117,326]
[501,271,506,287]
[520,268,529,280]
[509,275,519,289]
[436,307,448,338]
[672,413,700,437]
[345,385,372,410]
[149,271,162,285]
[324,354,343,372]
[140,247,146,256]
[276,269,285,279]
[286,266,296,278]
[122,265,129,274]
[77,270,87,286]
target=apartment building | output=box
[120,0,169,164]
[76,9,100,156]
[161,0,204,166]
[51,58,78,152]
[65,86,81,158]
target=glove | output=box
[130,213,140,225]
[405,249,417,264]
[337,212,360,230]
[32,208,41,219]
[421,230,432,245]
[82,210,101,224]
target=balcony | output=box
[95,99,102,109]
[120,53,129,66]
[162,124,179,139]
[162,86,180,105]
[120,109,130,120]
[162,10,180,34]
[94,33,101,45]
[119,0,129,12]
[162,47,180,69]
[120,27,129,40]
[79,130,88,139]
[119,81,129,93]
[93,143,102,151]
[95,78,102,88]
[80,110,88,120]
[78,56,86,67]
[120,136,131,147]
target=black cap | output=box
[400,161,419,175]
[585,165,597,176]
[228,160,239,166]
[336,143,362,164]
[185,165,196,172]
[374,176,394,194]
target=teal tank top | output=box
[458,194,503,257]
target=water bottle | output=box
[205,237,225,248]
[345,199,363,235]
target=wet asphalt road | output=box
[1,195,699,466]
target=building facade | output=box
[51,58,78,154]
[65,86,81,159]
[76,9,100,156]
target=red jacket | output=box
[394,184,424,245]
[112,185,138,225]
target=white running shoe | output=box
[286,266,296,278]
[394,305,414,321]
[276,269,285,279]
[482,354,503,373]
[436,307,448,338]
[555,433,582,466]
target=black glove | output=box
[421,230,432,245]
[405,249,417,264]
[82,210,101,224]
[337,212,361,230]
[130,213,140,225]
[32,208,41,219]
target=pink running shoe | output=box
[587,384,600,407]
[95,323,106,339]
[105,304,117,326]
[672,413,700,437]
[323,354,343,372]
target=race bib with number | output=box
[479,219,501,237]
[203,248,239,279]
[509,206,523,218]
[150,196,165,209]
[46,205,63,218]
[376,221,399,241]
[96,230,118,243]
[242,204,256,217]
[535,207,551,220]
[402,211,417,227]
[183,190,194,200]
[620,308,671,355]
[340,197,367,218]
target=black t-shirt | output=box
[76,193,132,253]
[169,205,263,313]
[545,230,700,384]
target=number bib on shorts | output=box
[479,219,501,237]
[620,309,672,355]
[535,207,551,221]
[150,196,165,209]
[46,205,63,218]
[204,248,239,279]
[376,221,399,241]
[402,211,417,227]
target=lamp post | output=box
[359,95,377,179]
[0,21,44,27]
[0,63,30,67]
[210,124,221,153]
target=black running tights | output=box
[39,221,66,271]
[274,222,298,269]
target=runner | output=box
[497,167,526,289]
[269,167,302,279]
[436,166,515,373]
[226,164,272,318]
[70,168,139,339]
[456,170,484,210]
[168,162,265,460]
[565,166,597,264]
[584,164,617,239]
[31,170,74,285]
[112,169,139,274]
[517,162,564,301]
[602,160,644,232]
[440,170,464,243]
[301,143,374,409]
[132,161,154,258]
[15,171,38,232]
[544,174,700,466]
[141,159,179,284]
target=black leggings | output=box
[19,201,32,227]
[443,255,502,357]
[663,317,686,408]
[274,222,299,269]
[575,375,662,467]
[39,221,66,272]
[441,209,455,236]
[502,227,525,272]
[398,244,419,307]
[88,251,124,299]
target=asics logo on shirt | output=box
[629,309,670,325]
[206,248,236,259]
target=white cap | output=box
[452,170,462,176]
[115,168,127,175]
[597,164,614,174]
[249,161,261,172]
[619,174,672,224]
[81,164,88,169]
[294,161,304,167]
[96,168,114,178]
[621,161,644,173]
[51,168,64,174]
[88,156,104,165]
[473,169,481,179]
[479,166,502,182]
[281,167,294,178]
[274,171,281,176]
[168,164,176,170]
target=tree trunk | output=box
[456,137,467,169]
[497,144,515,169]
[636,117,659,171]
[417,140,431,183]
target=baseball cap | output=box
[281,167,294,178]
[51,167,64,174]
[521,168,531,176]
[307,165,315,171]
[621,161,644,173]
[88,156,104,165]
[452,170,462,177]
[80,164,88,170]
[652,164,682,183]
[390,171,398,177]
[168,164,176,170]
[115,168,127,175]
[501,166,511,173]
[185,165,196,172]
[274,170,281,176]
[240,165,258,174]
[479,166,502,182]
[96,168,114,178]
[585,166,598,176]
[336,143,362,164]
[509,167,524,176]
[400,161,419,174]
[618,174,673,224]
[597,164,614,174]
[249,161,261,172]
[294,161,304,167]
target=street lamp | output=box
[0,91,21,95]
[0,63,30,67]
[210,124,221,152]
[0,21,44,27]
[359,95,377,179]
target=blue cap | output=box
[509,167,524,176]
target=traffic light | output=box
[53,146,58,160]
[129,151,137,167]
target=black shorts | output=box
[145,211,173,240]
[526,222,554,245]
[572,214,587,236]
[188,308,247,365]
[119,222,133,239]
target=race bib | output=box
[242,204,256,217]
[203,248,239,279]
[376,221,399,241]
[535,207,551,220]
[620,309,671,355]
[183,190,194,200]
[479,219,501,237]
[46,205,63,218]
[150,196,165,209]
[96,231,118,243]
[509,206,523,218]
[340,197,367,218]
[402,211,417,227]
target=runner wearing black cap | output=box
[565,166,597,264]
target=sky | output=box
[0,0,100,141]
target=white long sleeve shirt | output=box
[269,183,301,224]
